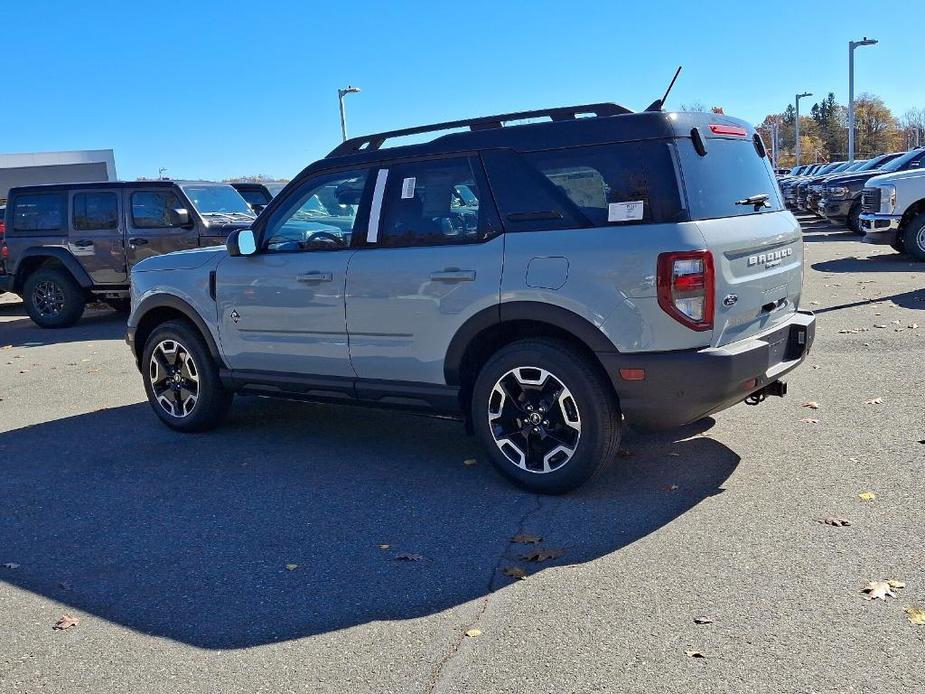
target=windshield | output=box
[182,184,255,218]
[855,154,891,171]
[878,149,924,173]
[842,160,868,172]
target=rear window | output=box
[483,141,685,231]
[677,138,783,220]
[12,193,67,233]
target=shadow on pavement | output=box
[812,254,924,274]
[0,302,126,348]
[0,398,738,649]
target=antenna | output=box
[645,66,682,112]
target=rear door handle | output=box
[297,271,333,283]
[72,239,93,248]
[430,269,476,282]
[128,237,149,246]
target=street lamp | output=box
[338,85,361,142]
[795,92,812,166]
[848,37,878,162]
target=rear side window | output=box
[484,141,685,231]
[377,157,496,247]
[12,193,66,233]
[73,192,118,231]
[238,188,270,205]
[677,138,783,219]
[132,190,182,228]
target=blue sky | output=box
[4,1,923,181]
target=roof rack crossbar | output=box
[327,102,633,157]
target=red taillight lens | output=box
[657,250,714,331]
[709,124,748,137]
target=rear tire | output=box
[23,268,86,328]
[901,213,925,261]
[141,319,233,432]
[471,338,622,494]
[847,202,862,234]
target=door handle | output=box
[71,239,93,248]
[430,269,476,282]
[128,237,149,246]
[297,271,333,283]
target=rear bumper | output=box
[859,213,901,244]
[600,311,816,431]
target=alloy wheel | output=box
[149,339,200,418]
[31,280,65,317]
[487,366,581,474]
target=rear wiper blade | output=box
[735,193,771,209]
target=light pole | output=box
[795,92,812,166]
[338,85,361,142]
[848,37,878,162]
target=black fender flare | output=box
[130,294,224,366]
[15,247,93,289]
[444,301,618,386]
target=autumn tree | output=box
[852,93,901,158]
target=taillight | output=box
[709,124,747,137]
[657,250,714,331]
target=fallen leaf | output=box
[512,533,543,544]
[394,553,424,561]
[2,562,20,569]
[465,628,481,638]
[801,401,820,409]
[53,614,80,630]
[905,607,925,625]
[520,549,563,562]
[285,564,298,571]
[816,516,851,527]
[862,580,897,600]
[693,616,715,625]
[909,323,919,330]
[502,566,527,580]
[864,397,883,405]
[858,492,876,502]
[378,544,391,550]
[887,579,906,589]
[685,650,706,659]
[463,458,478,466]
[666,484,680,492]
[800,417,820,424]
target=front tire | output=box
[847,202,862,234]
[23,268,86,328]
[901,213,925,261]
[471,338,622,494]
[141,320,233,432]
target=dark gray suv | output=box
[127,104,816,493]
[0,180,254,327]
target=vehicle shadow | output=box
[0,399,738,649]
[0,301,126,347]
[812,254,924,274]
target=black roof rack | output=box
[327,102,633,157]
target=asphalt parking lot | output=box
[1,215,923,694]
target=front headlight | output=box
[881,185,897,213]
[828,186,850,199]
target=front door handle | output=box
[128,237,149,246]
[430,269,476,282]
[297,271,333,283]
[71,239,93,248]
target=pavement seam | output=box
[424,492,545,694]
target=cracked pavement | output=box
[1,215,924,693]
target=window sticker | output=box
[401,177,416,199]
[607,200,644,222]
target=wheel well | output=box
[900,199,925,228]
[134,307,201,367]
[14,255,70,292]
[455,319,617,413]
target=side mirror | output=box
[227,229,257,257]
[168,207,192,227]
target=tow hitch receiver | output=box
[745,380,787,406]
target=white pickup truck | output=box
[859,168,925,260]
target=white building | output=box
[0,150,117,202]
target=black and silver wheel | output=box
[901,213,925,261]
[142,320,232,432]
[22,268,86,328]
[472,338,622,494]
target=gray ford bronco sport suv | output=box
[127,103,816,494]
[0,180,254,327]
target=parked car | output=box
[859,166,925,259]
[805,160,868,215]
[230,181,288,214]
[817,152,905,232]
[126,103,815,494]
[781,164,822,207]
[795,162,847,211]
[0,181,255,327]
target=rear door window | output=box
[12,193,67,234]
[73,192,119,231]
[676,138,783,220]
